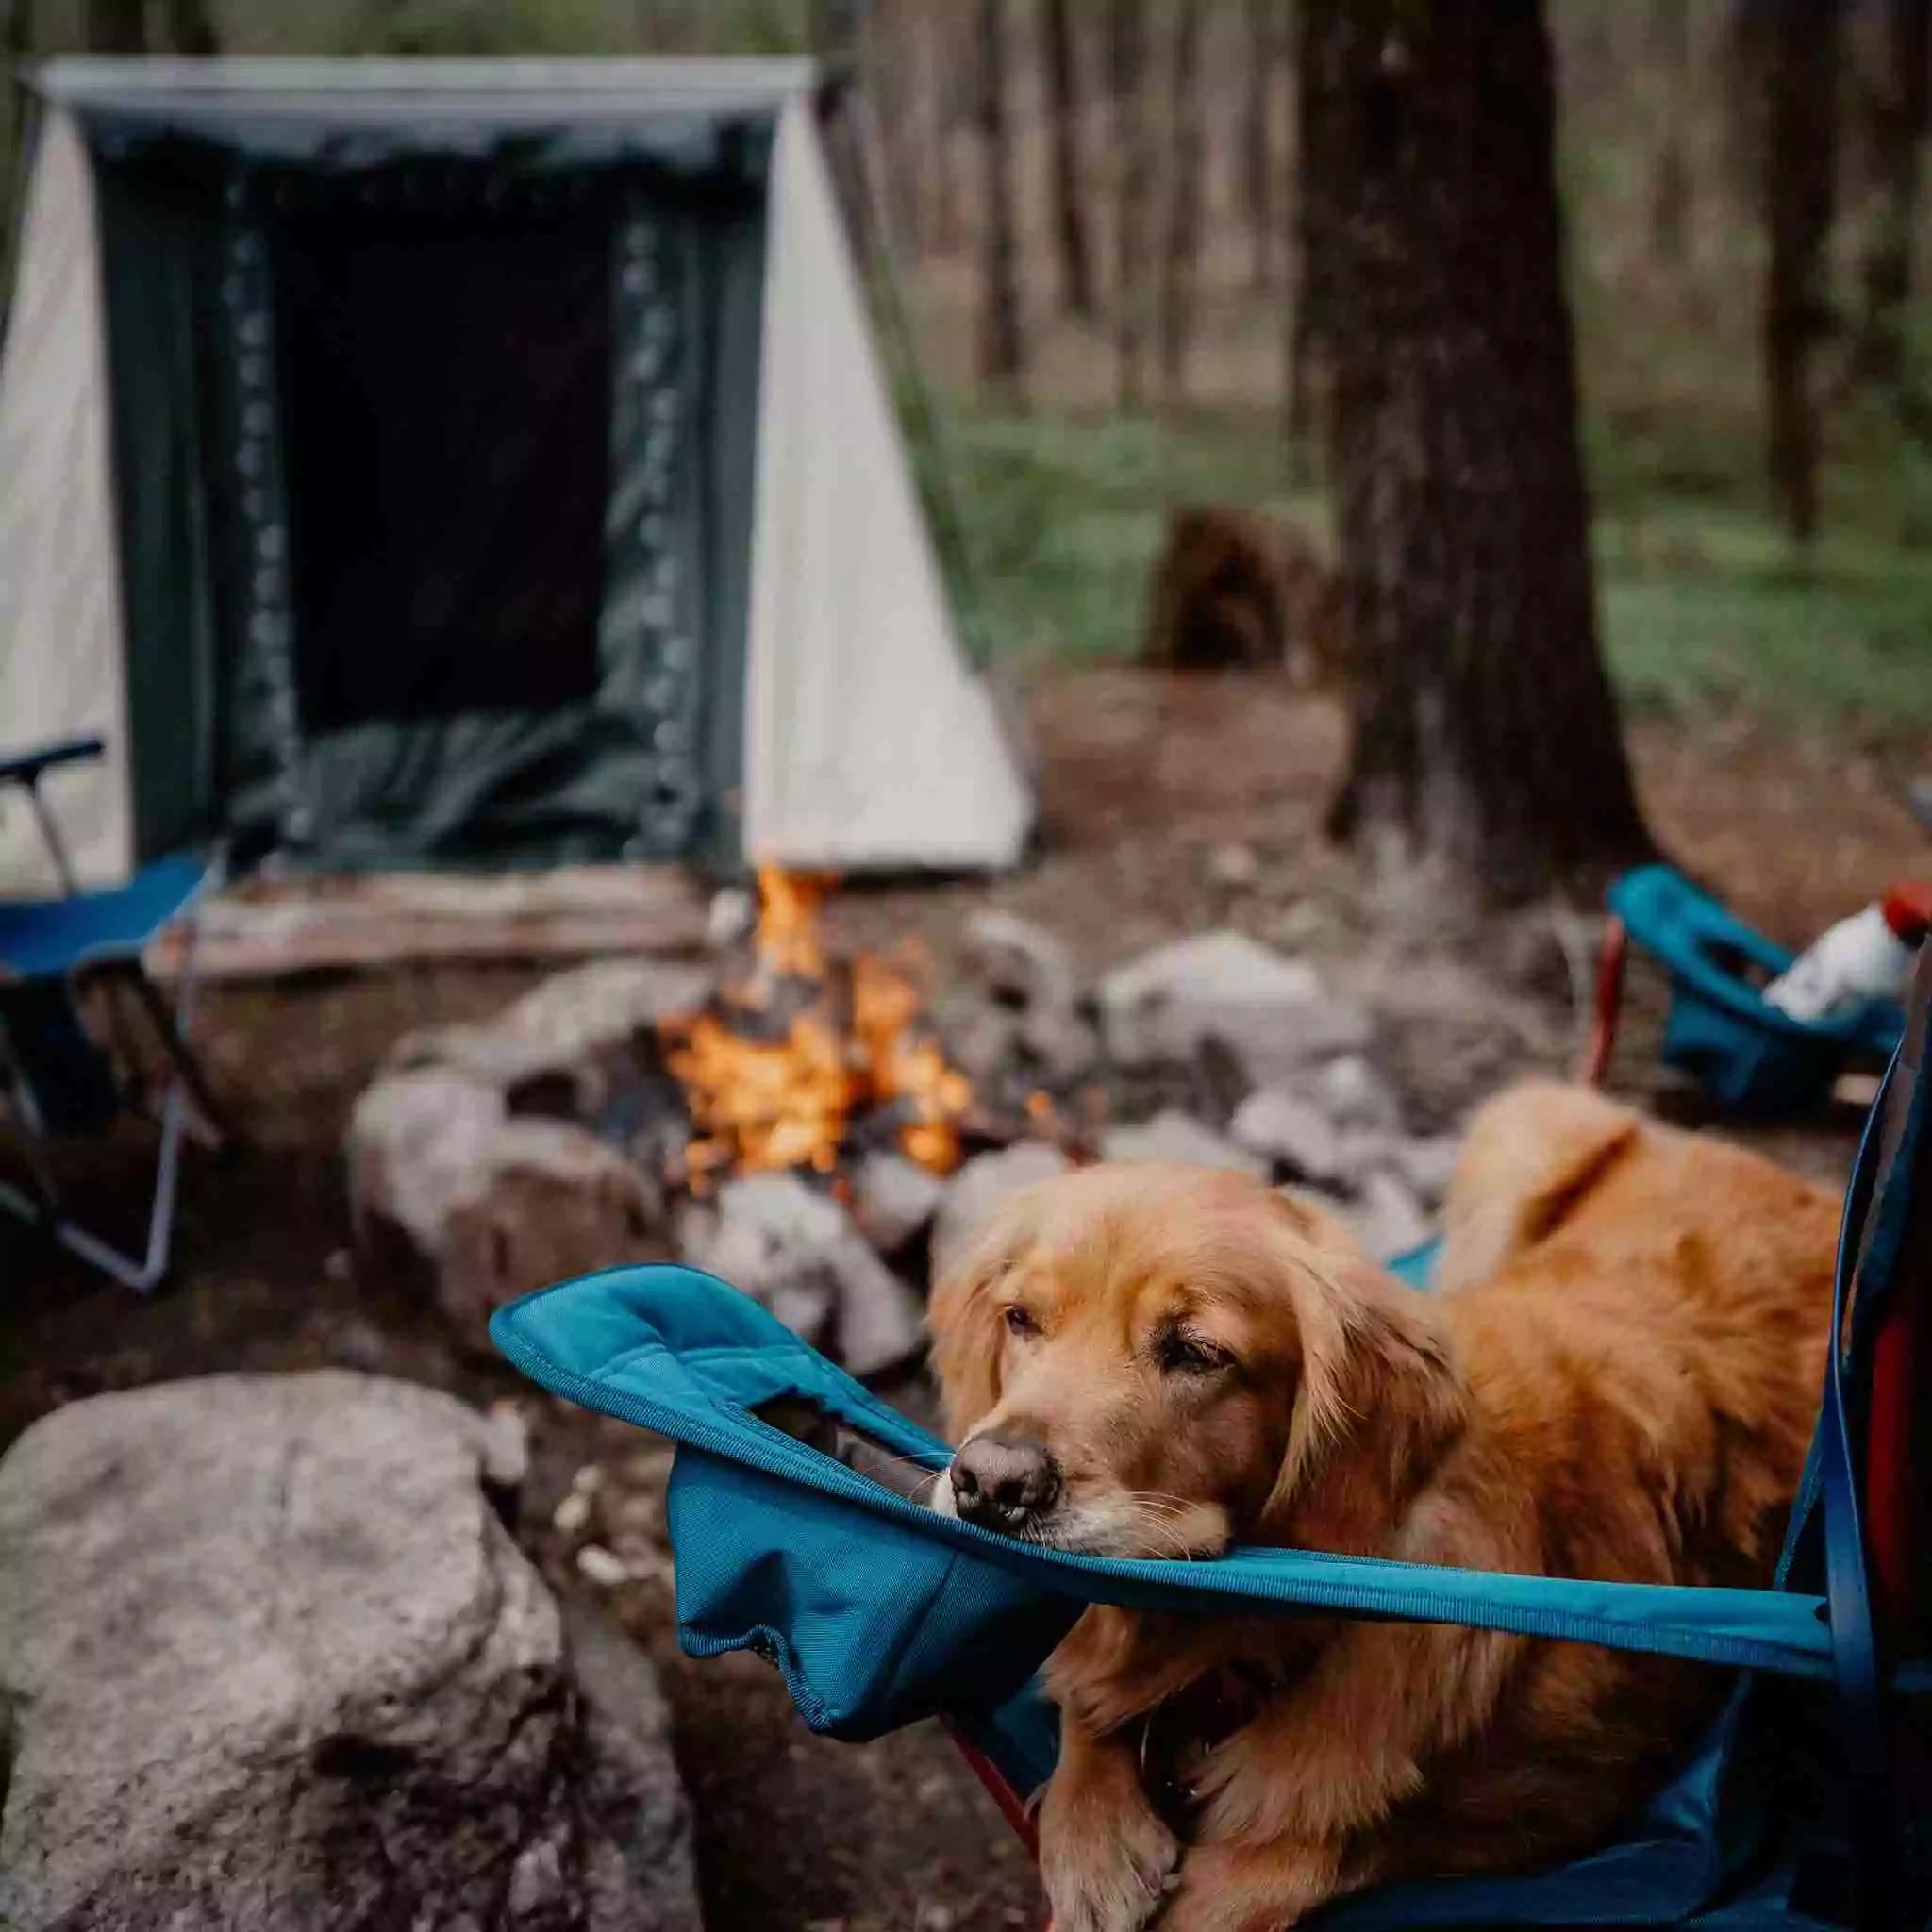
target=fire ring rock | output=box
[0,1373,700,1932]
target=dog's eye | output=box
[1156,1326,1231,1374]
[1003,1304,1040,1338]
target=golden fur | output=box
[926,1081,1837,1932]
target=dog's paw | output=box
[1039,1796,1179,1932]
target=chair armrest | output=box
[0,734,105,790]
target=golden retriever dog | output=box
[927,1081,1837,1932]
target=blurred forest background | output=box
[5,0,1931,781]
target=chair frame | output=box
[0,735,227,1292]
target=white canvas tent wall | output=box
[0,59,1031,893]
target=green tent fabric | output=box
[0,61,1032,891]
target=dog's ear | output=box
[1261,1224,1468,1555]
[1434,1080,1639,1294]
[927,1200,1032,1442]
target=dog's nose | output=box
[950,1431,1062,1532]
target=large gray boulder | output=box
[0,1374,701,1932]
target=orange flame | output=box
[662,866,973,1187]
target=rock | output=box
[439,1121,665,1351]
[1095,930,1374,1087]
[389,958,714,1118]
[930,1142,1073,1285]
[1016,1006,1100,1084]
[963,909,1079,1017]
[852,1150,945,1258]
[933,994,1024,1086]
[1204,841,1260,891]
[1099,1109,1267,1176]
[479,1398,532,1494]
[0,1373,700,1932]
[350,1074,665,1352]
[1353,1170,1434,1262]
[346,1068,508,1259]
[1314,1053,1404,1133]
[706,885,757,951]
[1384,1133,1462,1208]
[1229,1088,1346,1186]
[677,1172,924,1376]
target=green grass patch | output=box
[924,404,1932,741]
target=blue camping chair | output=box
[1584,865,1906,1113]
[0,735,226,1292]
[494,947,1932,1932]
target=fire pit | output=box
[347,871,1502,1379]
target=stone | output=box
[1385,1133,1462,1208]
[934,993,1024,1086]
[963,909,1079,1017]
[1353,1170,1434,1262]
[0,1373,700,1932]
[350,1072,665,1353]
[1099,1109,1267,1175]
[440,1121,664,1352]
[930,1142,1073,1285]
[1095,930,1374,1087]
[1229,1088,1346,1186]
[1015,1006,1100,1084]
[706,885,757,951]
[389,958,714,1118]
[1314,1053,1405,1133]
[852,1150,946,1257]
[1204,841,1260,891]
[345,1068,508,1259]
[676,1172,924,1377]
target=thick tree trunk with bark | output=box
[1648,0,1692,265]
[1855,0,1930,390]
[975,0,1025,396]
[1241,0,1279,291]
[1159,0,1206,397]
[1756,0,1843,546]
[1302,0,1653,908]
[1110,0,1153,408]
[1041,0,1096,319]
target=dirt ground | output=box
[1,669,1924,1932]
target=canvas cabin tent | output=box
[0,59,1032,893]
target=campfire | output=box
[659,867,975,1192]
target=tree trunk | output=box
[1040,0,1096,319]
[1159,0,1206,397]
[1304,0,1653,908]
[1854,0,1930,389]
[1241,0,1278,291]
[1285,0,1325,463]
[1647,0,1692,265]
[1757,0,1843,546]
[1110,0,1152,408]
[84,0,144,53]
[164,0,218,54]
[975,0,1025,397]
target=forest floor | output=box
[3,663,1925,1932]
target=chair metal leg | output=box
[1579,916,1628,1087]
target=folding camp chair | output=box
[1582,865,1907,1113]
[494,944,1932,1932]
[0,734,226,1292]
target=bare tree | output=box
[1854,0,1931,390]
[1109,0,1153,408]
[1159,0,1206,396]
[975,0,1025,396]
[1647,0,1692,265]
[84,0,144,52]
[1241,0,1280,291]
[1301,0,1653,908]
[1041,0,1097,320]
[1745,0,1844,545]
